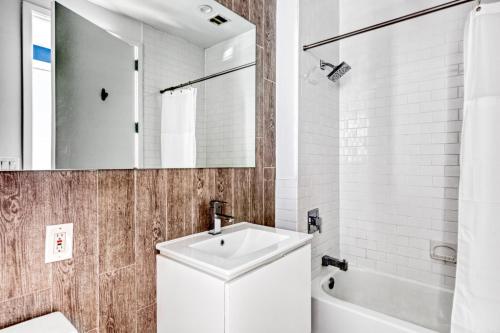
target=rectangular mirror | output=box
[0,0,256,170]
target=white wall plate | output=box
[45,223,73,263]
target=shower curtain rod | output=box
[160,62,256,94]
[303,0,476,51]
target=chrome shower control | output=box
[308,208,322,234]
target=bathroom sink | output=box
[189,228,289,259]
[156,222,312,280]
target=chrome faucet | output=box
[209,200,234,235]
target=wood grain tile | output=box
[250,0,264,47]
[98,171,135,274]
[53,257,97,332]
[51,172,98,332]
[263,0,276,82]
[192,169,215,233]
[167,169,194,240]
[0,289,52,329]
[135,170,167,309]
[215,0,232,9]
[99,266,136,333]
[0,172,51,302]
[215,169,234,227]
[256,46,264,139]
[232,0,249,19]
[253,138,264,225]
[263,168,276,227]
[137,304,156,333]
[234,169,253,222]
[264,79,276,168]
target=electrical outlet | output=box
[45,223,73,263]
[0,157,20,170]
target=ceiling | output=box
[87,0,255,48]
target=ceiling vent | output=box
[209,15,229,26]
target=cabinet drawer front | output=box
[225,245,311,333]
[157,256,225,333]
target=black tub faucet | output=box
[322,255,348,271]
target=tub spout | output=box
[322,255,348,271]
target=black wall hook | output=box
[101,88,109,101]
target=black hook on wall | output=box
[101,88,109,101]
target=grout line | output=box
[137,301,156,313]
[0,288,52,305]
[98,263,136,277]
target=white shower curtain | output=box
[452,2,500,332]
[161,88,197,168]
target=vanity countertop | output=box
[156,222,312,281]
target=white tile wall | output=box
[338,0,471,288]
[276,178,299,231]
[276,0,299,232]
[298,0,341,277]
[142,25,206,167]
[143,25,255,168]
[204,30,256,168]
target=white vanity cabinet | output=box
[157,235,311,333]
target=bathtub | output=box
[312,267,453,333]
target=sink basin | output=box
[189,228,289,259]
[156,222,312,280]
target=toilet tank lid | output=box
[0,312,77,333]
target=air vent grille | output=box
[209,15,229,25]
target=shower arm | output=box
[320,60,336,70]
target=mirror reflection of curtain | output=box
[161,88,197,168]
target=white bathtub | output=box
[312,267,453,333]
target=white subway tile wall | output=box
[298,0,341,277]
[143,25,206,167]
[204,30,256,168]
[142,26,255,168]
[339,1,470,288]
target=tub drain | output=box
[328,277,335,290]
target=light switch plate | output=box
[45,223,73,263]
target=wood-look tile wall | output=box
[0,1,276,332]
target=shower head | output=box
[320,60,351,82]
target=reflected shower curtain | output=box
[452,3,500,332]
[161,88,197,168]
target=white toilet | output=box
[0,312,77,333]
